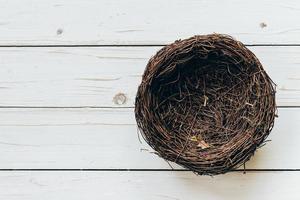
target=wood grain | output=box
[0,46,299,107]
[1,0,300,199]
[0,107,297,169]
[1,171,299,200]
[1,0,300,45]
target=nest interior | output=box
[135,34,277,175]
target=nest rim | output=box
[135,34,277,175]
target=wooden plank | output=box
[1,0,300,45]
[0,46,300,107]
[0,107,298,169]
[0,171,299,200]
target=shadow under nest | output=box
[135,34,277,175]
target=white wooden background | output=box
[1,0,300,199]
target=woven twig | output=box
[135,34,277,175]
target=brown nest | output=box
[135,34,277,175]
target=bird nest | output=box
[135,34,277,175]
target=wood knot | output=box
[113,93,127,105]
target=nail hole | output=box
[259,22,267,28]
[57,28,63,35]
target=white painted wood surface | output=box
[1,0,300,45]
[0,107,299,169]
[1,0,300,199]
[0,46,300,107]
[1,171,300,200]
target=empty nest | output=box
[135,34,277,175]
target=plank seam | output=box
[0,169,299,172]
[0,44,300,48]
[0,106,297,109]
